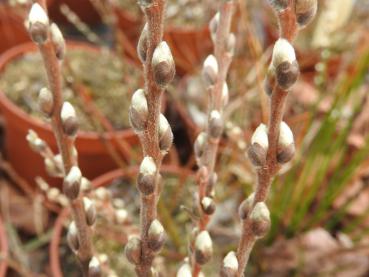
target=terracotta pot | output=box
[49,165,192,277]
[48,0,102,26]
[0,4,31,54]
[0,42,139,187]
[114,8,212,76]
[0,216,8,277]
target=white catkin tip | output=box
[201,197,212,209]
[152,41,173,65]
[28,3,49,25]
[210,110,221,121]
[203,54,218,75]
[251,202,270,221]
[222,83,229,106]
[223,251,239,270]
[89,256,100,268]
[69,221,77,234]
[61,101,76,121]
[115,209,128,223]
[140,156,157,175]
[50,23,64,44]
[272,39,296,68]
[83,197,93,210]
[159,114,170,134]
[131,89,148,113]
[279,121,294,146]
[66,166,82,183]
[148,219,164,236]
[251,124,269,149]
[177,263,192,277]
[195,230,212,251]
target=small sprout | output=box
[137,24,148,63]
[137,156,157,195]
[129,89,148,132]
[83,197,96,226]
[115,209,128,224]
[295,0,318,27]
[264,67,276,96]
[222,83,229,107]
[28,3,49,44]
[177,262,192,277]
[50,23,65,60]
[89,256,102,277]
[201,196,216,215]
[248,124,268,167]
[209,12,220,43]
[125,236,142,265]
[63,166,82,200]
[67,221,79,252]
[194,132,207,161]
[152,41,175,88]
[226,33,236,55]
[277,121,295,163]
[95,187,111,201]
[202,55,218,87]
[148,219,165,252]
[209,110,223,139]
[220,251,238,277]
[80,177,92,192]
[271,39,299,90]
[249,202,271,238]
[268,0,289,12]
[26,130,46,153]
[238,193,255,220]
[38,87,54,116]
[61,102,79,137]
[194,231,213,265]
[158,114,173,153]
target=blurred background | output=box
[0,0,368,276]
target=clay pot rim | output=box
[0,215,8,276]
[0,40,135,141]
[49,165,193,277]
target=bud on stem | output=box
[67,221,79,252]
[209,110,223,139]
[202,55,218,87]
[38,87,54,116]
[238,193,255,220]
[249,202,271,238]
[137,24,148,63]
[220,251,239,277]
[125,236,142,265]
[50,23,66,60]
[158,114,173,153]
[137,156,157,195]
[129,89,148,132]
[28,3,49,44]
[295,0,318,27]
[89,256,102,277]
[194,230,213,265]
[248,124,268,167]
[63,166,82,200]
[277,121,295,163]
[148,219,165,252]
[152,41,175,88]
[83,197,96,226]
[201,196,216,215]
[61,102,79,137]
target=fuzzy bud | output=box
[220,251,238,277]
[38,87,54,116]
[264,67,276,96]
[89,257,102,277]
[63,166,82,200]
[238,193,255,220]
[209,12,219,43]
[28,3,49,44]
[152,41,175,88]
[250,202,271,238]
[202,55,218,87]
[268,0,288,11]
[148,219,165,252]
[201,196,216,215]
[248,124,268,167]
[277,121,295,163]
[115,209,128,224]
[222,83,229,106]
[125,236,142,265]
[67,221,79,252]
[137,157,157,195]
[129,89,148,132]
[50,23,65,60]
[158,114,173,153]
[61,102,79,137]
[194,132,207,161]
[26,130,46,153]
[177,262,192,277]
[137,24,148,63]
[83,197,96,226]
[226,33,236,55]
[271,39,299,90]
[194,231,213,265]
[295,0,317,27]
[209,110,223,139]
